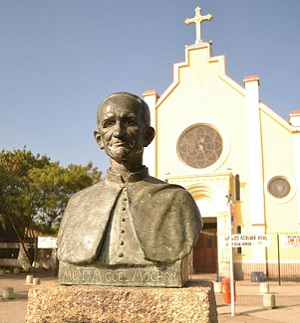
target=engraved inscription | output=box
[58,258,188,287]
[61,268,177,285]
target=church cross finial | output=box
[185,6,212,45]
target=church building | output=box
[142,7,300,280]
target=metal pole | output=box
[55,248,59,277]
[277,233,281,286]
[227,193,235,316]
[34,237,38,278]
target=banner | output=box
[280,235,300,248]
[220,234,271,247]
[37,237,57,249]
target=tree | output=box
[28,161,101,232]
[0,147,102,264]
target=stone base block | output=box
[26,280,218,323]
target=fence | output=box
[193,232,300,285]
[230,232,300,285]
[1,233,299,285]
[0,241,57,270]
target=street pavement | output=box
[0,271,300,322]
[216,284,300,323]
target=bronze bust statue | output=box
[57,92,202,287]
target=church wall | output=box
[260,110,295,176]
[155,47,248,182]
[260,109,298,232]
[146,41,299,277]
[154,46,257,259]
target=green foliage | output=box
[0,147,102,256]
[28,161,100,232]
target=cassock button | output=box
[121,218,126,222]
[121,229,125,234]
[119,241,124,246]
[118,252,123,258]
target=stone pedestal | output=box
[26,280,218,323]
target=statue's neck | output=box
[109,158,144,181]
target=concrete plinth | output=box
[259,282,269,294]
[26,275,34,284]
[263,294,276,309]
[26,280,218,323]
[3,287,14,299]
[214,281,222,293]
[32,277,41,285]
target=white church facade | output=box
[143,7,300,280]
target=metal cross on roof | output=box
[185,6,213,45]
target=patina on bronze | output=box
[57,92,202,287]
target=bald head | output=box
[94,92,155,163]
[97,92,151,128]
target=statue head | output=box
[94,92,155,162]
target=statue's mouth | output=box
[110,140,134,149]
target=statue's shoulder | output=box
[145,176,186,191]
[144,176,194,202]
[68,180,105,203]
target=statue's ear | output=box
[94,131,104,149]
[143,127,155,147]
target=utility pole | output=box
[227,192,235,316]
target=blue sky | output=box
[1,1,299,172]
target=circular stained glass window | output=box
[267,177,291,199]
[177,124,223,169]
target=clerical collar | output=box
[106,167,149,183]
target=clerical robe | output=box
[57,167,202,266]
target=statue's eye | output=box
[124,118,137,127]
[103,119,115,128]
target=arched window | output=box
[236,225,242,254]
[177,124,223,169]
[235,174,240,201]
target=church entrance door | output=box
[193,222,217,273]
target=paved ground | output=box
[0,272,300,322]
[216,284,300,323]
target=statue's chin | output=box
[107,147,131,160]
[105,145,143,163]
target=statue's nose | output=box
[113,122,125,138]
